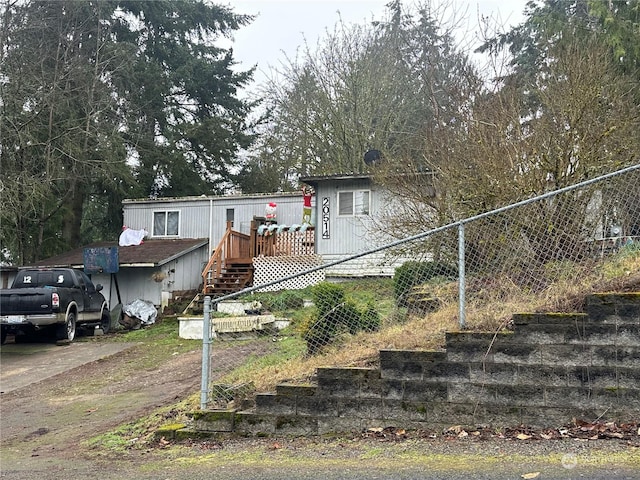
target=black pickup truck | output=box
[0,268,110,344]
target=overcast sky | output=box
[223,0,530,87]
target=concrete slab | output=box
[0,340,137,394]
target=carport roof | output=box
[28,238,209,268]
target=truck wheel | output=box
[57,312,76,342]
[100,311,111,335]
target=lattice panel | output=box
[275,229,315,256]
[253,255,325,292]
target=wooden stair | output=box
[206,257,253,296]
[199,218,316,304]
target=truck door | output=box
[78,271,103,314]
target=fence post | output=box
[458,222,466,329]
[200,296,212,410]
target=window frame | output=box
[152,210,180,237]
[337,190,370,217]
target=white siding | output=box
[313,178,384,257]
[123,193,306,245]
[121,184,401,282]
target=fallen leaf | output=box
[269,442,282,450]
[395,429,406,436]
[521,472,540,479]
[516,433,532,440]
[458,430,469,438]
[540,433,553,440]
[367,427,383,433]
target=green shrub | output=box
[359,302,382,332]
[313,282,346,317]
[302,282,382,354]
[394,261,457,307]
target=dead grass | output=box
[238,247,640,393]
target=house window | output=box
[153,211,179,236]
[338,190,370,216]
[226,208,235,227]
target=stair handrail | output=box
[201,227,230,292]
[202,222,253,294]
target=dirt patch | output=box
[0,336,270,461]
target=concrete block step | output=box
[585,293,640,322]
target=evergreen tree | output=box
[0,0,256,264]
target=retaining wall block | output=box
[379,349,447,380]
[380,378,405,400]
[544,386,621,409]
[296,394,340,417]
[511,313,587,326]
[615,346,640,368]
[616,323,640,346]
[190,410,235,432]
[511,323,568,345]
[445,332,544,365]
[591,345,640,368]
[255,393,296,416]
[492,384,546,407]
[346,396,384,420]
[565,323,619,345]
[447,382,496,405]
[617,387,640,411]
[539,344,592,366]
[426,402,523,429]
[275,415,319,436]
[275,384,316,397]
[382,399,429,422]
[617,366,640,389]
[234,412,277,436]
[565,365,618,389]
[492,343,543,365]
[585,293,640,323]
[515,364,568,387]
[468,362,519,385]
[422,361,470,383]
[520,406,602,429]
[402,380,448,402]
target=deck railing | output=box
[202,220,316,294]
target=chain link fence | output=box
[200,164,640,409]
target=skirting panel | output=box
[253,255,325,291]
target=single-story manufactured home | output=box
[29,175,406,310]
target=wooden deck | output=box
[201,220,315,296]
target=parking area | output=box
[0,339,136,394]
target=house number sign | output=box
[322,197,330,239]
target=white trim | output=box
[337,190,370,217]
